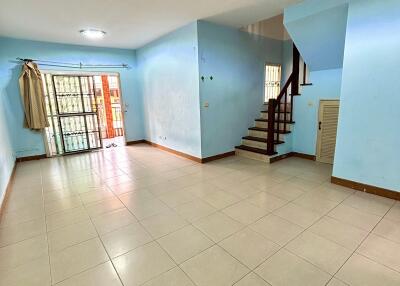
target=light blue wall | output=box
[281,39,293,84]
[136,23,202,158]
[197,21,283,158]
[333,0,400,191]
[0,37,143,158]
[292,68,342,155]
[284,1,349,71]
[0,72,15,201]
[285,0,349,23]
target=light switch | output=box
[204,102,209,108]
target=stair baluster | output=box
[266,99,276,155]
[265,44,301,155]
[266,73,294,155]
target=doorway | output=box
[264,64,282,102]
[42,72,125,157]
[93,75,125,149]
[316,100,340,164]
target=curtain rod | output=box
[16,57,129,69]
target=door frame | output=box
[41,70,128,156]
[316,99,340,164]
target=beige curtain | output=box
[18,62,49,130]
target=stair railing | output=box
[266,73,294,155]
[266,44,300,156]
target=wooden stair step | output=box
[235,145,277,156]
[248,127,291,134]
[263,102,292,105]
[260,110,291,114]
[255,119,294,124]
[242,136,284,145]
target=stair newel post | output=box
[283,90,287,133]
[267,99,276,155]
[291,44,300,96]
[290,94,294,123]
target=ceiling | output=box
[0,0,301,49]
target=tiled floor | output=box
[1,144,399,286]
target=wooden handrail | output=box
[266,44,300,156]
[275,73,294,104]
[266,73,294,155]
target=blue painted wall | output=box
[284,1,349,71]
[136,23,202,158]
[285,0,349,23]
[0,67,15,201]
[292,68,342,155]
[197,21,283,158]
[0,37,143,160]
[333,0,400,191]
[281,39,293,84]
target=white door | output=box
[316,100,340,164]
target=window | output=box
[264,64,282,102]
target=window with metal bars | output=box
[264,64,282,102]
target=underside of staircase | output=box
[235,102,294,162]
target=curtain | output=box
[18,62,49,130]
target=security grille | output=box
[42,74,102,156]
[264,64,282,102]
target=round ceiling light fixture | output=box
[80,29,106,40]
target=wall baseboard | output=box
[292,152,316,161]
[331,176,400,201]
[270,152,316,163]
[201,151,235,163]
[269,152,293,163]
[126,139,235,164]
[0,161,17,217]
[142,140,202,163]
[126,139,146,145]
[16,154,47,162]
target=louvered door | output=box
[316,100,340,164]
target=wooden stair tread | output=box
[242,136,284,145]
[235,145,277,156]
[260,110,291,114]
[263,102,292,105]
[255,118,294,124]
[248,127,291,134]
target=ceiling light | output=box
[80,29,106,40]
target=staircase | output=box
[235,44,304,163]
[235,102,294,162]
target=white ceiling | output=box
[0,0,301,49]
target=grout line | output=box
[108,178,189,285]
[39,166,54,286]
[80,199,126,286]
[323,200,395,285]
[6,153,397,286]
[107,164,260,285]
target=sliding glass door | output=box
[42,74,102,156]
